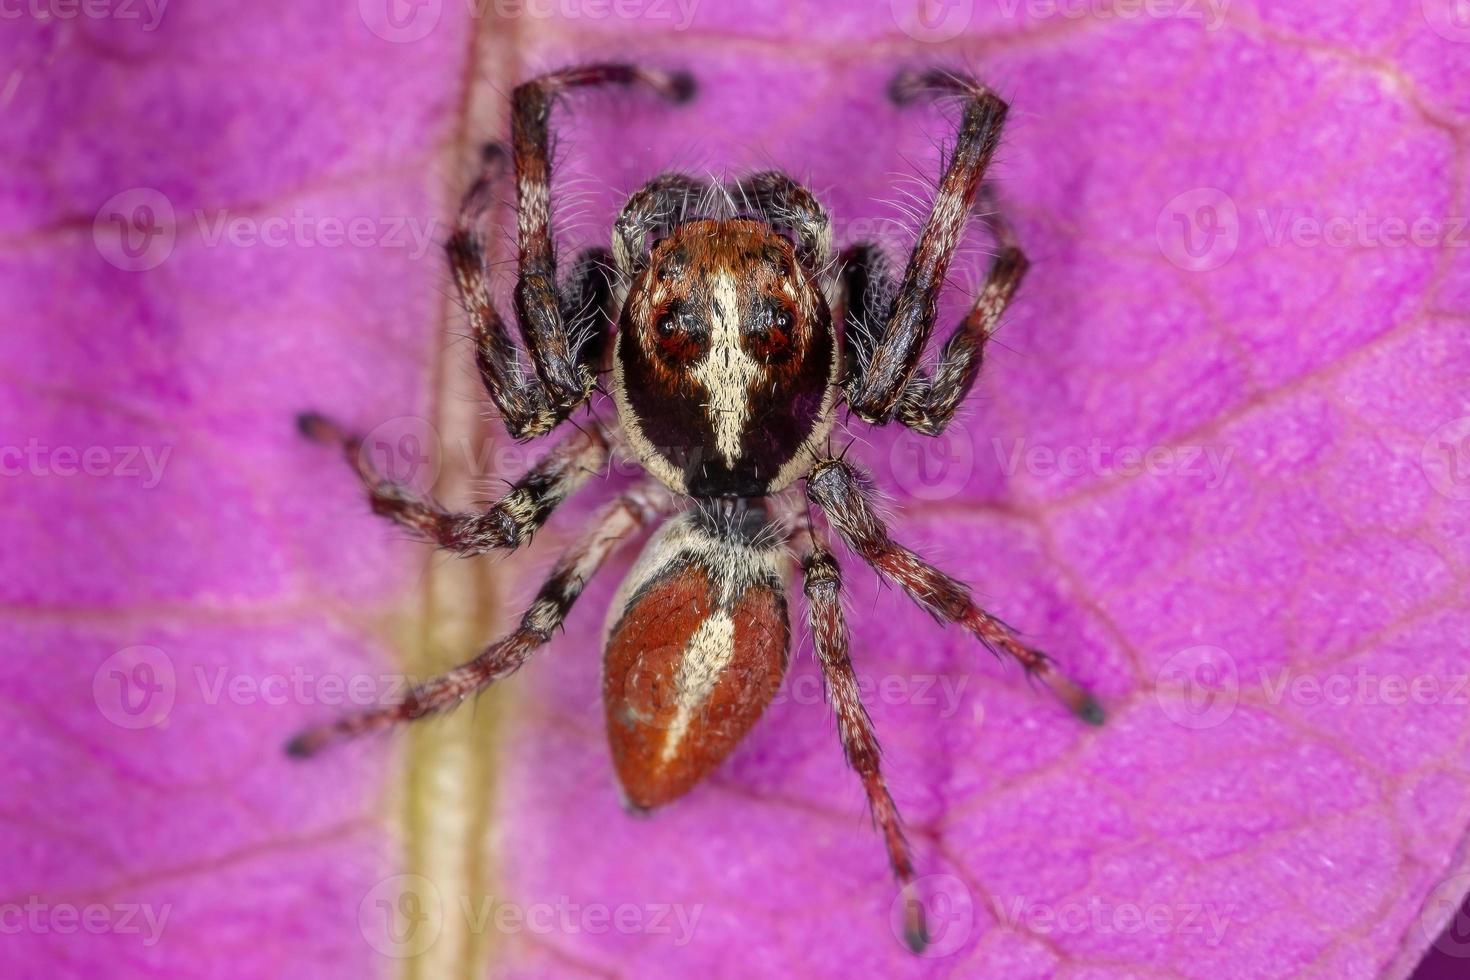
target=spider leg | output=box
[805,456,1103,724]
[286,480,673,757]
[449,143,558,439]
[845,69,1010,426]
[612,172,712,279]
[839,187,1027,436]
[450,65,694,439]
[728,170,833,281]
[895,190,1028,435]
[799,536,929,953]
[512,64,694,414]
[836,241,899,392]
[559,245,617,375]
[296,412,608,557]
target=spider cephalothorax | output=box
[615,218,839,496]
[289,63,1102,954]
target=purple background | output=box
[6,0,1470,976]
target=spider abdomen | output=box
[602,502,790,810]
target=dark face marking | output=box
[615,219,837,497]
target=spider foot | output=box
[1032,655,1105,726]
[296,411,346,446]
[901,884,929,954]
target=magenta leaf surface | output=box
[8,2,1470,977]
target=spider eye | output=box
[746,302,796,359]
[650,305,706,363]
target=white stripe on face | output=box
[690,272,760,468]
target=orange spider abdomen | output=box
[602,506,789,810]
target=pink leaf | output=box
[8,2,1469,977]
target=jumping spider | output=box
[289,63,1103,952]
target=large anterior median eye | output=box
[744,300,795,360]
[651,303,707,363]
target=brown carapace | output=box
[288,63,1103,954]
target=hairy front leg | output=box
[510,64,695,411]
[846,69,1010,424]
[894,187,1029,435]
[451,66,694,439]
[449,143,560,439]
